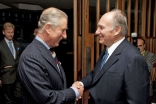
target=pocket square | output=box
[4,66,12,68]
[17,47,20,51]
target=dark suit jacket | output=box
[0,39,21,84]
[18,39,75,104]
[81,39,149,104]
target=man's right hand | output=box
[72,81,84,99]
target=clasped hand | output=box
[72,81,84,100]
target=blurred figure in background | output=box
[137,37,156,72]
[137,37,156,104]
[0,22,22,104]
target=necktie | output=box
[100,49,109,69]
[49,49,60,72]
[8,41,14,56]
[141,50,146,56]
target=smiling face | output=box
[2,27,14,41]
[95,12,120,47]
[46,17,68,48]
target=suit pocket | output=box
[1,67,16,75]
[4,66,12,69]
[1,68,10,73]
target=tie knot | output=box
[8,41,12,44]
[105,49,108,54]
[100,49,109,69]
[49,49,56,58]
[52,51,56,58]
[49,48,53,52]
[104,49,109,57]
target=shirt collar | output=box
[35,36,50,50]
[107,37,125,56]
[4,38,13,43]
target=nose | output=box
[62,31,67,39]
[95,28,100,36]
[9,32,14,36]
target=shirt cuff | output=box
[70,86,80,98]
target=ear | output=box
[143,44,146,49]
[2,30,5,35]
[45,24,52,34]
[114,26,121,36]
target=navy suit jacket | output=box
[18,39,75,104]
[81,39,149,104]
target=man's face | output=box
[137,39,145,52]
[47,17,68,48]
[2,27,14,41]
[95,13,117,47]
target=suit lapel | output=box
[2,39,15,59]
[93,53,119,84]
[92,39,128,84]
[13,40,19,60]
[58,63,67,88]
[33,39,64,80]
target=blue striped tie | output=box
[8,41,14,56]
[100,49,109,69]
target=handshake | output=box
[72,81,84,100]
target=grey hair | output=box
[110,9,128,36]
[38,7,68,32]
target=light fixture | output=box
[0,3,11,9]
[12,3,43,11]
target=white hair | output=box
[110,9,128,36]
[38,7,68,32]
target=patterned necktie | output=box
[8,41,14,56]
[49,49,60,72]
[100,49,109,69]
[141,50,146,56]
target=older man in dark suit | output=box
[74,9,149,104]
[18,7,83,104]
[0,22,22,104]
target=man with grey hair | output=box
[18,7,83,104]
[74,9,149,104]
